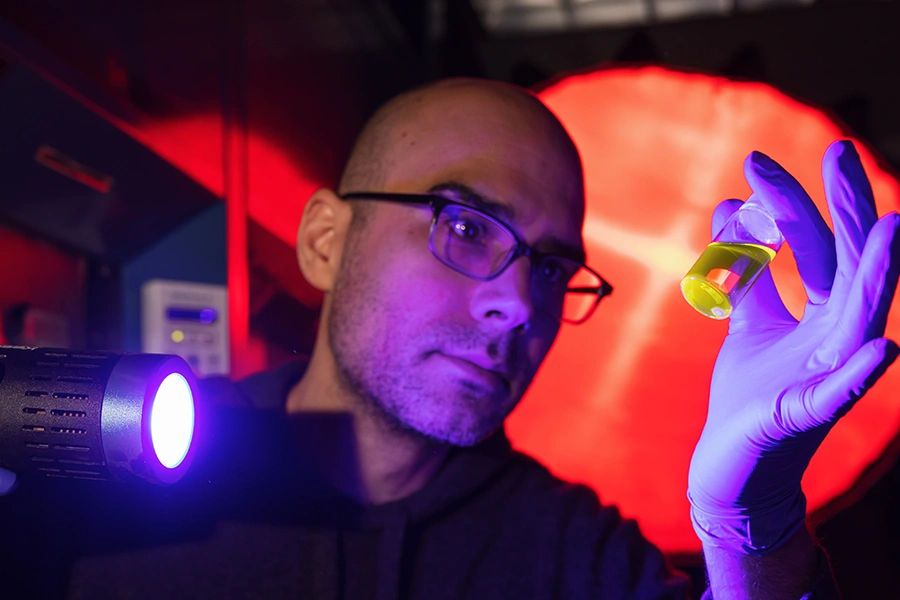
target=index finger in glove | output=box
[745,151,837,305]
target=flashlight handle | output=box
[0,346,197,486]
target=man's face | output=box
[329,84,585,446]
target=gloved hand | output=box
[0,467,16,495]
[687,140,900,555]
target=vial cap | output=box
[735,204,784,248]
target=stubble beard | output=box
[327,223,523,447]
[328,275,506,447]
[326,244,451,445]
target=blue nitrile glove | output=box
[0,467,16,495]
[687,140,900,555]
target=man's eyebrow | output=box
[544,241,587,264]
[427,181,587,263]
[427,182,518,223]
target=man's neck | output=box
[285,349,450,505]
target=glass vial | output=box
[681,197,784,320]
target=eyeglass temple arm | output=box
[568,284,614,296]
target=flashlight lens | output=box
[150,373,195,469]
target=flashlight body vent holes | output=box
[0,347,198,485]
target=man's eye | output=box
[538,259,576,284]
[450,219,487,242]
[540,262,563,282]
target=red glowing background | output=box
[507,65,900,553]
[135,65,900,554]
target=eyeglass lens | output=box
[432,204,602,323]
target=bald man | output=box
[4,78,895,599]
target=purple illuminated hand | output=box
[687,140,900,554]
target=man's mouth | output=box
[438,353,512,391]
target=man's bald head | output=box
[338,78,583,202]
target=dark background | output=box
[1,1,900,597]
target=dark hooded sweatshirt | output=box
[1,360,693,599]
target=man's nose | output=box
[470,256,535,332]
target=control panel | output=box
[141,279,229,376]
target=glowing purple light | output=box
[150,373,195,469]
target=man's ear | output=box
[296,188,353,292]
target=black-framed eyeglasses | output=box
[340,192,613,324]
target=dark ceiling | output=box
[3,0,899,179]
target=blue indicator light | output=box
[166,307,218,324]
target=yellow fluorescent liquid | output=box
[680,242,777,320]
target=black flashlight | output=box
[0,346,197,485]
